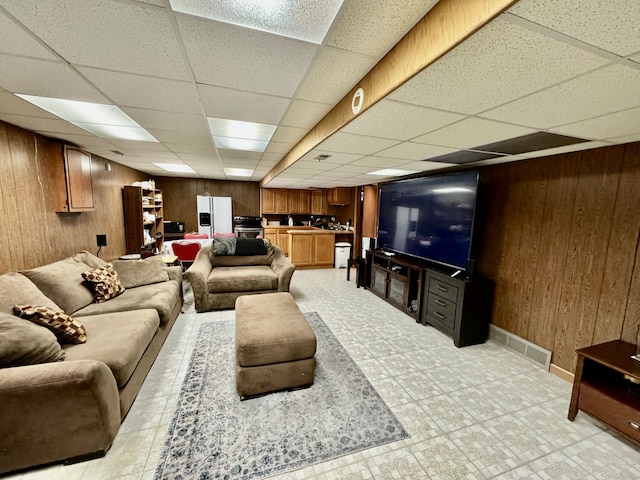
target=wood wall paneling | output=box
[0,120,146,273]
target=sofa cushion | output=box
[73,280,181,325]
[62,310,159,388]
[21,251,106,314]
[0,272,61,315]
[111,256,169,289]
[207,266,278,293]
[0,313,65,367]
[81,264,126,303]
[13,304,87,344]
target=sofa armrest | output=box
[270,245,296,292]
[0,360,121,474]
[185,246,214,312]
[165,265,182,283]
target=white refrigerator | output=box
[197,196,233,237]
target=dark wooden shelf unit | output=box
[569,340,640,446]
[366,250,423,320]
[123,186,164,254]
[421,269,492,347]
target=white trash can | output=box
[334,242,351,268]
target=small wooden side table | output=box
[568,340,640,446]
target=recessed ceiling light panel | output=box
[224,168,254,177]
[170,0,344,44]
[153,163,196,173]
[368,169,418,177]
[16,94,158,142]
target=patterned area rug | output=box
[155,312,408,480]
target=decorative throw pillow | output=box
[13,304,87,344]
[81,263,125,303]
[0,313,65,367]
[235,237,268,256]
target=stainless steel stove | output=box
[233,216,264,238]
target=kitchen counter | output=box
[286,228,353,235]
[287,229,352,268]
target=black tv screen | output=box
[377,170,479,270]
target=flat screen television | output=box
[377,170,479,270]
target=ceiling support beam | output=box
[261,0,518,187]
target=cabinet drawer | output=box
[580,382,640,444]
[425,295,456,330]
[428,277,458,303]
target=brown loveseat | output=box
[0,251,183,474]
[186,238,295,312]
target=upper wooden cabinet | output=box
[327,187,351,205]
[52,145,94,212]
[311,190,326,215]
[262,189,276,214]
[274,190,288,213]
[288,190,310,214]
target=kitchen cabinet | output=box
[262,189,276,214]
[52,145,94,212]
[288,230,335,268]
[288,190,310,214]
[311,190,327,215]
[275,190,288,213]
[327,187,351,206]
[123,186,164,254]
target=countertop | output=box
[286,228,353,235]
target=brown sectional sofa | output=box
[0,251,183,474]
[186,240,295,312]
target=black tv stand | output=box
[364,250,493,347]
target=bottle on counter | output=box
[288,215,294,226]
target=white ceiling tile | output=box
[198,84,290,125]
[1,0,189,80]
[0,13,57,59]
[327,0,437,57]
[316,132,399,155]
[517,140,610,159]
[264,141,294,154]
[0,92,59,117]
[271,126,307,144]
[164,143,216,155]
[0,54,108,102]
[39,133,118,149]
[349,156,408,168]
[123,108,208,134]
[413,117,537,149]
[296,46,375,104]
[176,152,220,163]
[389,18,609,115]
[342,99,463,140]
[331,164,378,174]
[177,14,317,97]
[608,133,640,144]
[298,150,363,165]
[148,129,212,146]
[218,150,262,161]
[79,68,201,114]
[375,142,457,161]
[289,160,334,171]
[509,0,640,56]
[397,161,455,172]
[0,113,89,136]
[259,152,285,164]
[481,64,640,128]
[551,107,640,140]
[280,99,332,129]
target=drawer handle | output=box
[630,421,640,431]
[434,312,446,320]
[436,285,448,293]
[435,299,447,307]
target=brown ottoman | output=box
[235,292,316,398]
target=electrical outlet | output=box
[96,234,107,247]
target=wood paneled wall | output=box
[476,142,640,372]
[0,120,146,273]
[155,177,260,233]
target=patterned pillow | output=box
[81,263,125,303]
[13,304,87,344]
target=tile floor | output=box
[9,268,640,480]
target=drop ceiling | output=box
[0,0,639,188]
